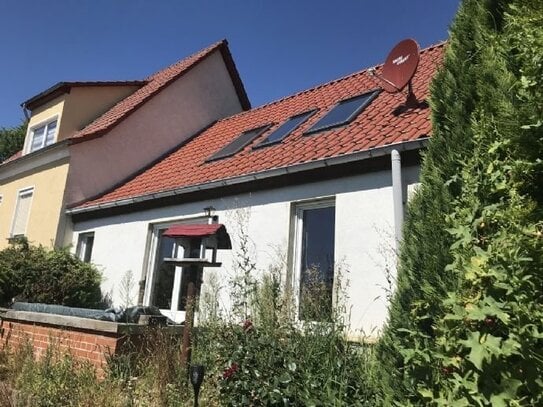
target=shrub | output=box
[193,267,381,405]
[0,238,103,308]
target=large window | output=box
[29,119,57,153]
[144,220,205,322]
[76,232,95,263]
[11,188,34,238]
[292,200,336,321]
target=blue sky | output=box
[0,0,459,127]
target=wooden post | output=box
[181,280,196,370]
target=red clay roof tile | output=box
[71,40,249,141]
[77,42,445,210]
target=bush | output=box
[193,270,381,406]
[0,238,103,308]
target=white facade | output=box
[71,165,420,339]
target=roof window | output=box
[254,110,317,149]
[206,125,271,162]
[305,90,380,135]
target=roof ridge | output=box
[215,41,446,124]
[144,39,227,81]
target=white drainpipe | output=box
[391,149,403,252]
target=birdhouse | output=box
[161,223,232,267]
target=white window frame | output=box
[76,232,95,263]
[26,116,59,154]
[10,187,34,238]
[291,198,336,321]
[143,216,208,323]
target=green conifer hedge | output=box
[377,0,542,404]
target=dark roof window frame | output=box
[205,124,272,162]
[253,109,318,149]
[304,89,381,136]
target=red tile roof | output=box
[75,42,445,210]
[3,150,22,164]
[3,40,250,167]
[71,39,250,142]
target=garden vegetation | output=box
[0,238,103,308]
[0,0,541,405]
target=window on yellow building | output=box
[29,119,57,153]
[11,188,34,237]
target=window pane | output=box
[30,126,45,152]
[176,238,202,311]
[299,205,335,321]
[76,233,94,263]
[177,266,201,311]
[206,125,271,161]
[306,91,379,134]
[83,235,94,262]
[45,120,57,146]
[11,190,33,237]
[152,234,176,309]
[255,111,315,148]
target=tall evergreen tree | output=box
[376,0,513,403]
[417,1,543,404]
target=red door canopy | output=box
[162,223,232,249]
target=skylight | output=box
[254,110,317,149]
[305,90,380,135]
[206,125,272,162]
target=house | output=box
[0,40,249,251]
[68,41,444,338]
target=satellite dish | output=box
[367,38,425,114]
[380,39,420,93]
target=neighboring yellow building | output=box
[0,40,250,251]
[0,82,141,249]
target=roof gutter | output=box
[67,137,429,216]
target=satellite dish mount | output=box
[369,39,425,114]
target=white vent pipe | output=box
[391,149,404,252]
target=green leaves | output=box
[0,121,26,162]
[460,332,501,371]
[379,1,543,405]
[0,240,103,308]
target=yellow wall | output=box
[0,159,69,249]
[24,84,140,153]
[59,85,140,140]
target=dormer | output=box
[21,81,144,155]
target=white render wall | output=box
[72,165,420,339]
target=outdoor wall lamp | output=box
[190,364,205,407]
[203,206,215,218]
